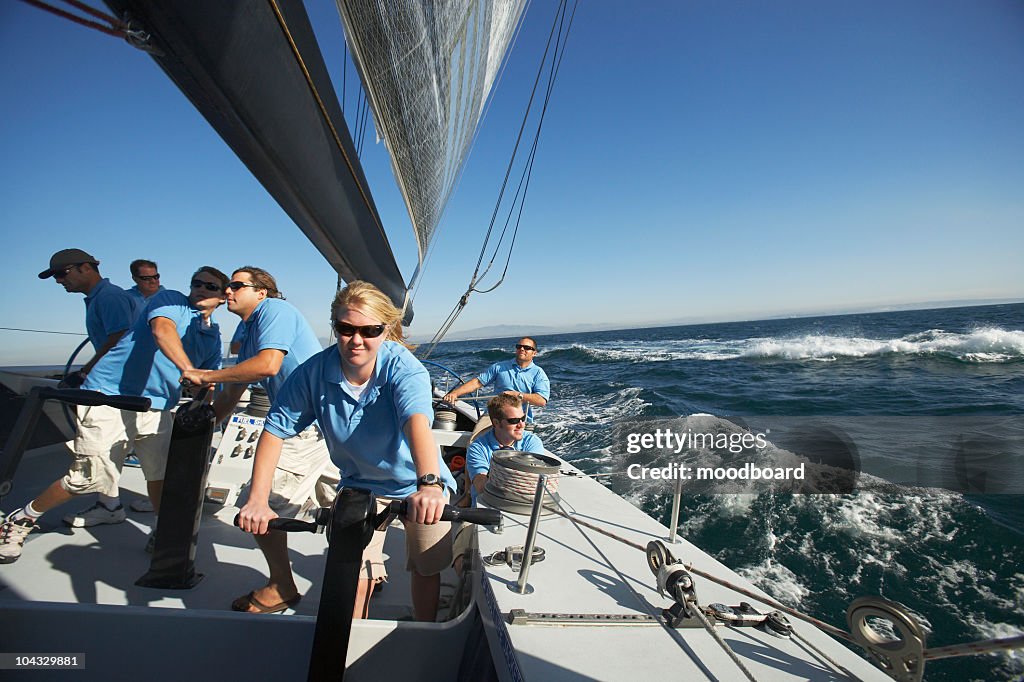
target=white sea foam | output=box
[553,327,1024,364]
[737,560,810,607]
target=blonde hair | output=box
[331,280,411,347]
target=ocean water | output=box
[428,303,1024,681]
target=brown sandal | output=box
[230,590,301,614]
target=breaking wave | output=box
[542,328,1024,365]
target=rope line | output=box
[533,482,1024,663]
[18,0,126,38]
[0,326,87,336]
[420,0,578,358]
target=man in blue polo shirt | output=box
[0,267,227,562]
[443,336,550,422]
[125,258,166,304]
[181,266,337,614]
[466,394,544,505]
[37,248,139,385]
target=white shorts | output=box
[62,404,174,496]
[236,426,340,519]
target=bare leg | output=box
[411,571,440,622]
[238,530,299,612]
[31,480,76,514]
[353,578,374,620]
[146,480,163,512]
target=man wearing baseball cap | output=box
[33,249,140,525]
[38,249,140,382]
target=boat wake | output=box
[540,327,1024,364]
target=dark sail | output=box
[103,0,411,317]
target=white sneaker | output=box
[130,498,154,513]
[0,512,38,564]
[63,502,126,528]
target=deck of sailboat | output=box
[1,424,893,681]
[473,456,891,681]
[0,441,456,621]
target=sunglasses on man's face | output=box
[334,321,387,339]
[191,280,223,292]
[226,281,260,291]
[515,344,536,352]
[502,415,526,425]
[136,274,160,282]
[53,264,82,280]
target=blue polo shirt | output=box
[127,284,165,303]
[83,278,140,351]
[466,430,544,504]
[237,298,322,403]
[264,341,456,498]
[477,360,551,421]
[230,321,247,347]
[84,290,222,410]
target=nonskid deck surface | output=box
[0,443,454,621]
[1,432,893,681]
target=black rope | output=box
[0,326,87,336]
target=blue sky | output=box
[2,1,1022,365]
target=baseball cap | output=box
[38,249,100,279]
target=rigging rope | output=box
[18,0,127,38]
[0,327,86,336]
[529,471,1024,667]
[542,476,760,682]
[419,0,578,359]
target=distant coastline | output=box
[412,297,1024,344]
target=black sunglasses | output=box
[226,281,260,291]
[515,344,536,352]
[53,264,83,279]
[191,279,223,292]
[502,415,526,425]
[136,274,160,281]
[334,321,387,339]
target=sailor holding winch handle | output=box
[179,266,338,615]
[235,281,456,621]
[0,266,227,563]
[442,336,550,423]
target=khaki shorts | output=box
[361,494,453,582]
[236,426,340,519]
[62,404,174,496]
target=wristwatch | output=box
[417,473,445,490]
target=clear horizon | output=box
[2,1,1022,365]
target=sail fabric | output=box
[102,0,411,316]
[336,0,528,265]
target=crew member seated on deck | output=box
[0,267,227,563]
[442,336,550,424]
[236,281,456,622]
[465,394,545,506]
[180,266,339,616]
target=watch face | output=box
[420,474,439,485]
